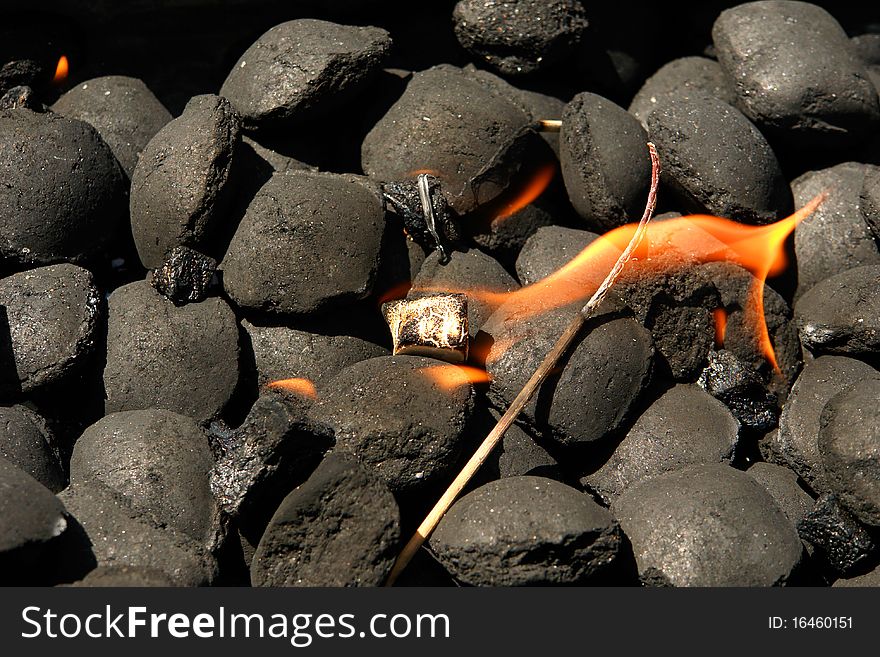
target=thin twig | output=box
[384,142,661,586]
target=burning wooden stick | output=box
[384,141,661,586]
[535,118,562,132]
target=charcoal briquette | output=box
[0,405,64,493]
[129,94,241,269]
[628,56,737,127]
[452,0,589,77]
[515,226,600,286]
[69,565,176,588]
[647,96,792,224]
[222,170,385,317]
[776,356,880,494]
[51,76,172,177]
[793,163,880,299]
[361,65,540,215]
[220,19,392,130]
[0,85,41,111]
[312,355,475,493]
[746,462,815,527]
[818,381,880,527]
[560,92,652,232]
[712,1,880,149]
[70,409,220,548]
[582,385,740,504]
[0,264,102,396]
[833,564,880,588]
[796,493,876,576]
[242,320,388,388]
[489,409,560,480]
[796,265,880,356]
[613,464,804,586]
[430,476,622,586]
[862,165,880,242]
[0,109,125,266]
[103,281,241,424]
[0,456,68,584]
[251,451,400,587]
[483,301,654,447]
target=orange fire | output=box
[419,364,492,390]
[713,307,728,348]
[266,377,318,400]
[52,55,69,84]
[394,193,826,372]
[494,162,557,220]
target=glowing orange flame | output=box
[266,377,318,400]
[52,55,69,84]
[494,162,556,220]
[419,364,492,390]
[713,307,728,348]
[398,193,827,372]
[407,168,442,178]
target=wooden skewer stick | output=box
[384,142,661,586]
[536,119,562,132]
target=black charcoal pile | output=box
[1,0,879,588]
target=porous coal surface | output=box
[312,355,475,493]
[58,481,218,586]
[0,456,68,582]
[483,302,653,447]
[222,171,385,317]
[103,281,240,424]
[0,264,101,395]
[220,19,391,130]
[211,391,334,541]
[747,462,814,527]
[452,0,589,77]
[0,405,64,492]
[697,350,778,433]
[430,476,622,586]
[130,94,241,269]
[70,565,176,587]
[515,226,600,285]
[560,92,652,231]
[242,321,388,388]
[700,261,801,386]
[616,262,720,381]
[712,1,880,148]
[614,464,803,586]
[582,385,740,503]
[0,85,41,111]
[629,56,736,127]
[0,109,125,266]
[793,163,880,299]
[150,246,217,305]
[797,494,876,576]
[70,409,218,546]
[776,356,880,494]
[647,96,791,224]
[251,452,400,587]
[796,265,880,356]
[409,248,519,335]
[52,75,172,177]
[470,201,559,262]
[362,65,538,215]
[818,381,880,527]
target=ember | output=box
[0,0,878,592]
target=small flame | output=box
[52,55,69,84]
[494,162,556,220]
[407,168,442,178]
[266,377,318,400]
[419,364,492,390]
[713,307,728,348]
